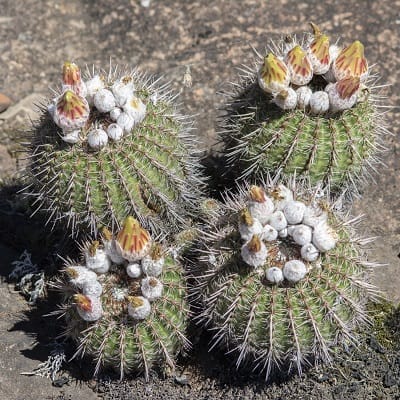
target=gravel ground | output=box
[0,0,399,399]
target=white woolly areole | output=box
[261,224,278,242]
[116,112,135,134]
[126,263,142,278]
[112,78,135,107]
[268,210,288,231]
[87,128,108,150]
[82,280,103,297]
[296,86,312,109]
[325,82,358,113]
[107,123,124,141]
[109,107,122,121]
[238,218,263,242]
[266,267,284,284]
[127,296,151,320]
[274,184,294,211]
[141,256,164,277]
[123,97,147,125]
[300,243,320,262]
[93,88,116,113]
[309,91,330,114]
[76,295,103,321]
[240,240,268,268]
[283,201,306,225]
[248,197,274,225]
[141,277,163,301]
[61,129,80,144]
[67,266,98,288]
[291,224,313,246]
[103,239,125,265]
[312,222,337,252]
[273,88,297,110]
[302,205,328,228]
[85,75,105,105]
[283,260,307,283]
[85,248,111,274]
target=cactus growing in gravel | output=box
[190,178,380,379]
[221,23,389,194]
[54,216,189,380]
[24,62,205,237]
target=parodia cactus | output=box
[221,23,388,194]
[24,62,205,237]
[54,217,189,380]
[190,178,380,379]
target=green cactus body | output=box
[221,27,387,194]
[25,66,204,237]
[191,180,379,379]
[57,221,189,380]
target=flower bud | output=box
[127,296,151,320]
[300,243,320,262]
[53,90,90,131]
[258,53,290,94]
[85,241,111,274]
[107,123,124,141]
[291,224,312,246]
[62,61,87,97]
[241,235,268,268]
[333,40,368,82]
[87,128,108,150]
[112,76,135,107]
[266,267,284,284]
[296,86,312,109]
[126,263,142,278]
[74,293,103,321]
[312,222,337,252]
[115,216,152,261]
[273,88,297,110]
[261,224,278,242]
[238,209,263,242]
[309,91,329,114]
[325,77,360,112]
[306,24,330,75]
[123,96,147,125]
[65,266,97,288]
[117,112,135,134]
[283,260,307,283]
[285,45,313,86]
[94,88,116,113]
[141,277,163,301]
[82,280,103,297]
[85,75,105,105]
[283,201,306,225]
[268,210,287,231]
[247,185,274,224]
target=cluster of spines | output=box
[190,179,380,379]
[24,63,205,236]
[54,217,189,380]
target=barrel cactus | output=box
[24,62,205,237]
[54,216,189,380]
[190,178,379,379]
[221,23,388,194]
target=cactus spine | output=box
[221,23,388,194]
[25,63,205,237]
[191,179,379,379]
[55,217,189,380]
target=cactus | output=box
[190,178,380,379]
[54,217,189,380]
[221,23,388,194]
[24,62,205,237]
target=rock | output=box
[0,93,12,113]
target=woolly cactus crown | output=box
[190,177,380,379]
[54,216,189,380]
[24,62,205,237]
[221,23,389,195]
